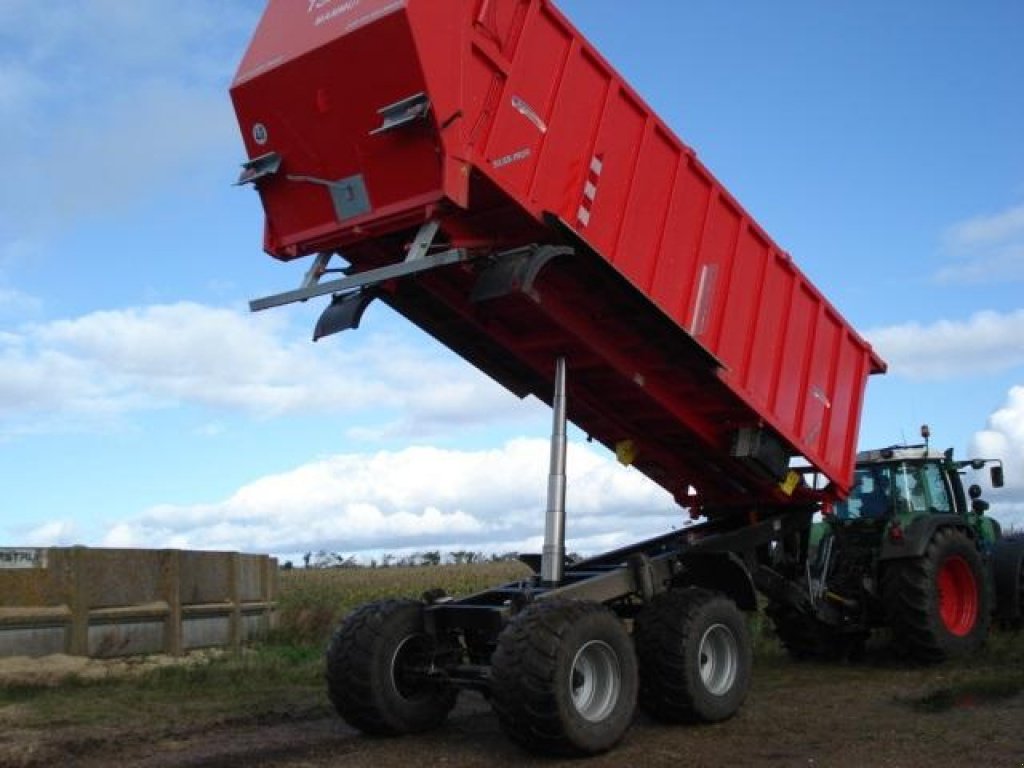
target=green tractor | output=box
[766,429,1024,662]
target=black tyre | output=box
[634,588,752,724]
[325,599,456,736]
[766,601,861,662]
[882,528,992,662]
[490,599,638,756]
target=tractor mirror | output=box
[990,465,1004,488]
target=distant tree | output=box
[490,552,520,563]
[420,550,442,567]
[303,552,312,569]
[281,560,294,571]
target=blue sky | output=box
[1,0,1023,560]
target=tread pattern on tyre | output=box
[325,599,455,736]
[490,599,636,756]
[634,587,752,723]
[882,527,991,663]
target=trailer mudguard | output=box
[672,551,757,612]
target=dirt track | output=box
[6,660,1023,768]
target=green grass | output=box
[0,644,328,729]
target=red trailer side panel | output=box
[231,0,885,505]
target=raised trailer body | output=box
[232,0,884,510]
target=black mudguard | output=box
[674,551,758,612]
[992,535,1024,622]
[878,514,973,562]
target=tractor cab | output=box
[832,436,1005,547]
[835,449,957,523]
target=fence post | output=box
[263,556,277,634]
[163,549,183,656]
[67,547,89,656]
[228,552,241,650]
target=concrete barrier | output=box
[0,548,277,658]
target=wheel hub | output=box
[937,555,978,637]
[570,640,621,722]
[698,623,739,696]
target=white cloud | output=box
[971,386,1024,531]
[866,309,1024,379]
[936,202,1024,284]
[16,520,78,547]
[0,301,539,437]
[100,439,680,557]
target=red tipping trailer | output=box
[232,0,891,756]
[232,0,884,510]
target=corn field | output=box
[275,561,532,645]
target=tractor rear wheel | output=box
[634,588,752,723]
[325,599,457,735]
[882,528,991,662]
[490,599,638,756]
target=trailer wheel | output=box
[325,599,456,736]
[490,599,637,756]
[882,528,992,662]
[634,588,752,723]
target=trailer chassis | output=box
[322,348,813,755]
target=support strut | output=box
[541,357,568,586]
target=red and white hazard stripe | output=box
[576,154,603,228]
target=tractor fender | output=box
[992,535,1024,622]
[672,551,758,611]
[878,514,974,562]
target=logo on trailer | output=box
[492,148,532,169]
[252,123,269,146]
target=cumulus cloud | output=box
[971,386,1024,531]
[936,202,1024,284]
[866,309,1024,379]
[15,520,78,547]
[101,439,680,558]
[0,301,539,436]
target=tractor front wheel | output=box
[882,528,991,662]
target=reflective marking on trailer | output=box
[577,154,604,228]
